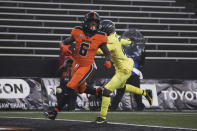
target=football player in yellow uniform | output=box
[95,20,153,123]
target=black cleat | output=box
[44,110,57,120]
[95,116,107,124]
[145,90,153,105]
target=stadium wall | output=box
[0,57,197,79]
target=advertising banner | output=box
[0,78,47,110]
[146,79,197,110]
[0,78,197,111]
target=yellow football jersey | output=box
[97,32,134,72]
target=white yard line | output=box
[0,116,197,131]
[1,111,197,115]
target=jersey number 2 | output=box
[79,43,90,56]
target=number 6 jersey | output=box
[71,26,107,66]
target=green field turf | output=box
[0,111,197,130]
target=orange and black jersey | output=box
[71,26,107,66]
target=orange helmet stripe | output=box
[94,12,96,19]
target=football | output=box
[56,88,62,94]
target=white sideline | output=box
[1,111,197,115]
[0,115,197,131]
[62,111,197,115]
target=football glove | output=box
[104,60,111,68]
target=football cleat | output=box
[44,110,57,120]
[95,116,107,124]
[145,89,153,105]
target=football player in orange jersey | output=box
[44,11,111,120]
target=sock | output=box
[125,84,146,96]
[100,96,111,119]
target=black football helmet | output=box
[83,11,100,32]
[99,20,115,36]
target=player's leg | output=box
[44,62,78,120]
[72,63,102,97]
[125,76,153,106]
[96,71,130,123]
[67,62,95,90]
[44,78,76,120]
[84,84,103,98]
[66,63,99,108]
[44,72,70,120]
[125,84,153,105]
[109,59,134,111]
[96,88,111,123]
[55,81,77,111]
[52,82,77,112]
[55,61,78,110]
